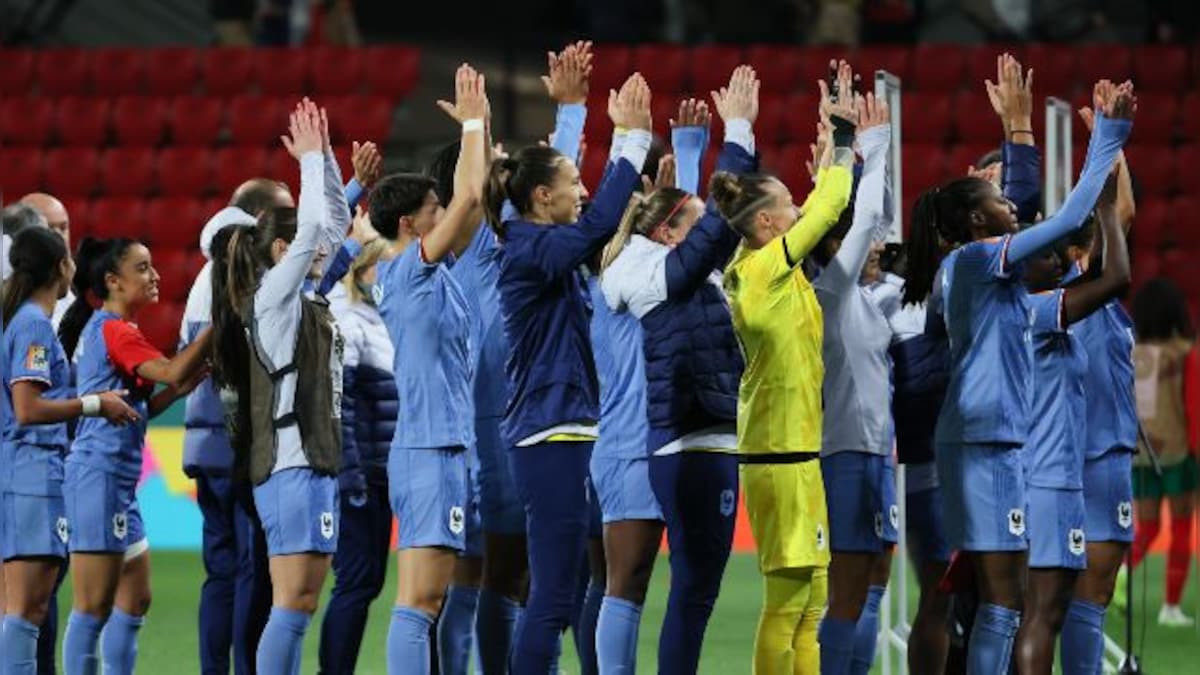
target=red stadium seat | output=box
[228,95,287,145]
[902,143,947,197]
[90,197,147,240]
[167,96,225,145]
[910,45,965,92]
[201,48,255,96]
[327,95,392,144]
[1128,93,1177,144]
[746,45,802,95]
[136,302,184,356]
[43,148,100,197]
[633,45,688,95]
[1173,144,1200,195]
[1133,45,1189,92]
[100,147,157,197]
[1123,144,1175,197]
[964,45,1024,92]
[264,147,299,196]
[253,48,311,96]
[778,92,817,144]
[1182,93,1200,142]
[311,46,363,96]
[1132,196,1168,251]
[35,49,90,95]
[952,91,999,144]
[855,45,911,84]
[92,48,146,96]
[798,46,852,96]
[362,46,420,99]
[1074,44,1132,89]
[55,97,111,146]
[590,45,633,96]
[765,143,809,198]
[1022,44,1077,98]
[144,197,206,251]
[945,143,999,177]
[158,146,214,197]
[902,92,952,143]
[754,93,786,145]
[0,148,44,196]
[0,49,35,95]
[689,45,742,97]
[149,250,193,304]
[650,97,676,138]
[583,94,610,150]
[59,196,91,241]
[0,97,55,146]
[214,146,268,195]
[112,96,169,146]
[580,142,608,192]
[145,47,200,96]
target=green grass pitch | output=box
[52,551,1197,673]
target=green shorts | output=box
[1132,455,1198,500]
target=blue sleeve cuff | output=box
[551,103,587,163]
[344,178,365,210]
[672,125,708,194]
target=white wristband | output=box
[462,118,485,133]
[81,394,101,417]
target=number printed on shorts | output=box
[816,523,826,550]
[719,489,735,517]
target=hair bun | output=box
[707,171,743,215]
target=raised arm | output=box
[1079,106,1135,232]
[1061,169,1130,323]
[671,98,711,194]
[321,113,352,255]
[1006,80,1135,266]
[344,140,382,210]
[544,41,591,163]
[822,93,891,288]
[985,54,1041,221]
[425,64,490,262]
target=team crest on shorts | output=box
[889,504,899,529]
[56,517,69,544]
[112,512,127,540]
[1117,501,1133,529]
[449,506,465,534]
[1007,508,1026,537]
[319,512,335,540]
[874,512,884,538]
[1068,528,1086,556]
[719,489,735,517]
[816,523,826,550]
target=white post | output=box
[875,70,903,243]
[1044,97,1073,216]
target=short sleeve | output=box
[8,318,57,386]
[1030,289,1065,335]
[102,319,165,379]
[958,236,1013,282]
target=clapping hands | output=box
[711,65,760,124]
[543,41,593,105]
[437,63,489,123]
[281,98,326,160]
[608,73,652,132]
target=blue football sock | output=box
[388,605,434,675]
[63,610,104,675]
[596,596,642,674]
[1060,599,1106,675]
[3,615,40,675]
[256,607,310,675]
[475,589,520,674]
[575,580,604,675]
[818,616,857,675]
[99,609,144,675]
[437,585,480,675]
[850,585,886,675]
[969,602,1019,675]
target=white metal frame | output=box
[875,70,903,243]
[1044,97,1074,216]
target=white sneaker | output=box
[1157,604,1196,628]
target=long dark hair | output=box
[58,237,138,359]
[2,228,69,326]
[1132,277,1195,342]
[484,145,566,236]
[901,177,994,306]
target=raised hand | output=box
[670,98,711,129]
[710,65,760,124]
[654,153,677,189]
[819,60,858,128]
[1105,80,1137,120]
[542,40,593,104]
[281,98,324,159]
[806,120,830,180]
[612,73,652,132]
[856,91,889,131]
[985,53,1033,133]
[349,204,380,245]
[437,63,489,123]
[351,141,382,188]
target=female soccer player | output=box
[363,65,488,675]
[902,79,1134,675]
[55,234,213,675]
[1015,168,1130,673]
[718,71,857,675]
[598,71,757,673]
[484,72,651,672]
[0,228,139,674]
[808,78,895,675]
[1127,278,1196,627]
[208,97,357,673]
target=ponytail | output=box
[600,193,647,272]
[58,237,137,359]
[600,187,693,273]
[208,224,256,468]
[484,145,567,238]
[484,157,517,237]
[901,177,994,307]
[2,228,68,326]
[709,171,775,238]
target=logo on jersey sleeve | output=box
[719,489,735,517]
[112,512,128,540]
[449,506,465,535]
[56,517,70,544]
[889,504,900,530]
[816,523,826,550]
[319,512,335,540]
[1117,501,1133,529]
[1068,528,1086,556]
[1007,508,1026,537]
[25,345,48,372]
[874,512,884,538]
